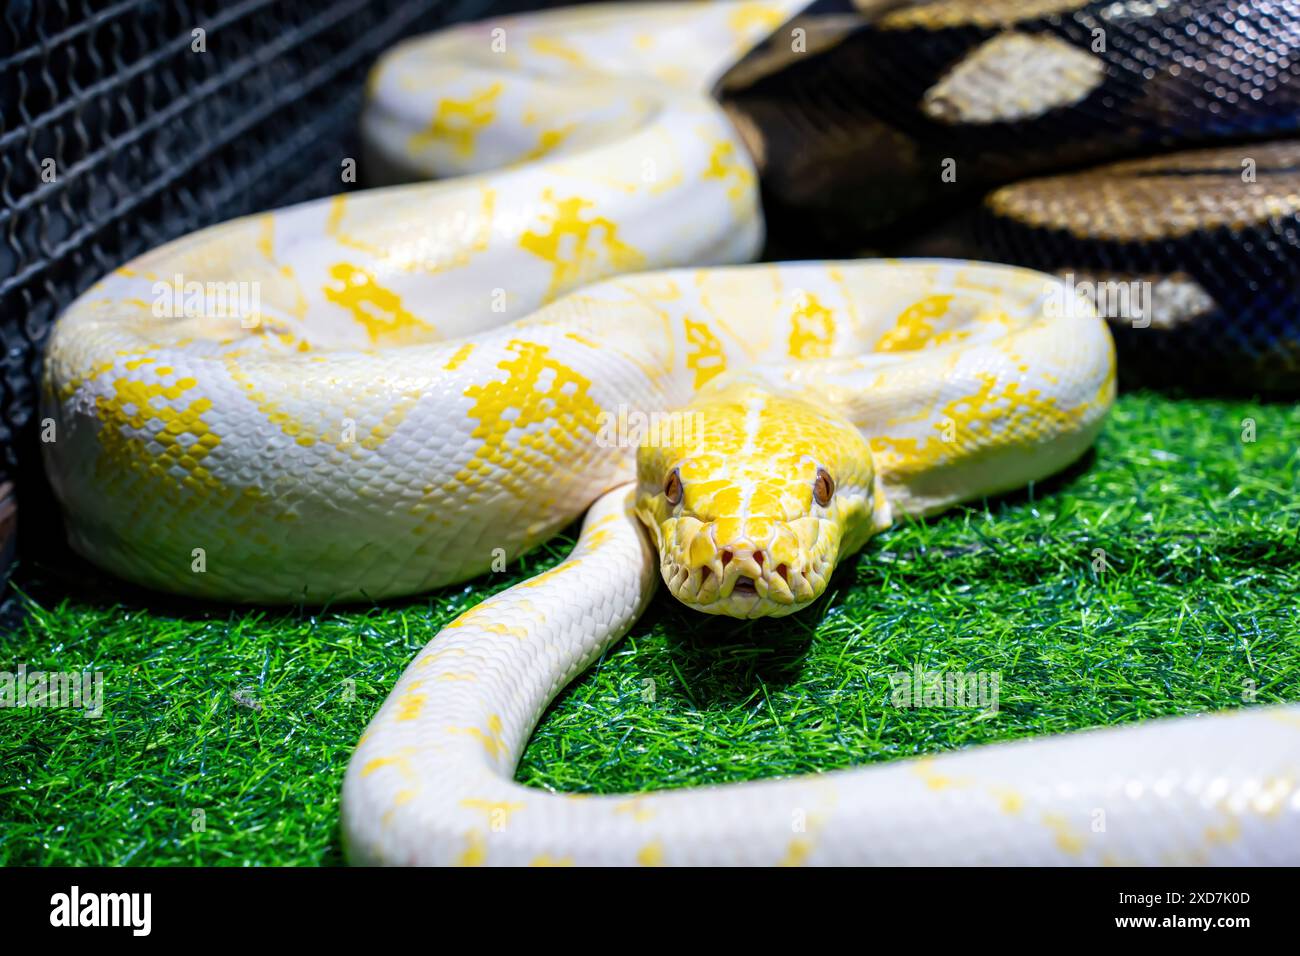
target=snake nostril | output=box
[754,550,765,567]
[775,563,789,583]
[700,565,712,584]
[720,549,732,568]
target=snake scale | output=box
[41,1,1300,864]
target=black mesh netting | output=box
[0,0,561,496]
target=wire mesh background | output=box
[0,0,559,500]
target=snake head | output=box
[635,383,878,619]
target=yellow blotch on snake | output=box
[911,758,973,792]
[447,714,507,761]
[456,338,604,500]
[456,830,488,866]
[94,377,223,496]
[787,290,835,359]
[444,342,475,370]
[324,263,436,345]
[1204,816,1243,845]
[875,294,957,352]
[727,2,791,36]
[481,622,530,640]
[220,355,319,450]
[992,787,1026,814]
[519,189,645,299]
[360,749,417,781]
[409,81,504,159]
[394,682,426,722]
[521,123,577,162]
[683,316,727,389]
[527,34,588,68]
[459,798,526,826]
[777,838,813,867]
[870,373,1075,479]
[702,137,754,205]
[1040,812,1086,856]
[614,797,656,823]
[519,561,583,589]
[637,841,664,866]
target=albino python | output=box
[41,1,1300,864]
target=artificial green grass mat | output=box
[2,389,1298,865]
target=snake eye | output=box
[664,468,683,506]
[813,467,834,507]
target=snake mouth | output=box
[659,554,825,619]
[647,510,843,619]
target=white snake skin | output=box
[40,1,1300,865]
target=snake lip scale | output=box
[41,1,1300,865]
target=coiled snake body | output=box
[41,1,1300,864]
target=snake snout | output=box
[662,521,827,619]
